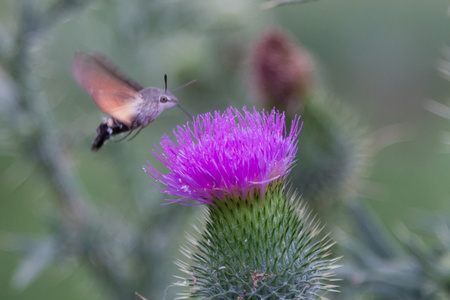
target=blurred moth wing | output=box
[72,52,143,127]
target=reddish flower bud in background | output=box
[251,28,314,112]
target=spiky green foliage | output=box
[177,183,339,299]
[337,203,450,300]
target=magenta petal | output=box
[144,106,302,205]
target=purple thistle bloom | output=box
[143,106,302,205]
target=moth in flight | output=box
[72,52,190,150]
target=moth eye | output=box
[160,95,168,103]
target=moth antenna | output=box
[177,104,192,119]
[171,80,197,93]
[164,74,168,92]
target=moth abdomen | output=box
[92,117,130,151]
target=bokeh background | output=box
[1,0,450,299]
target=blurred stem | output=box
[2,2,131,293]
[4,0,90,227]
[2,1,125,296]
[1,2,188,298]
[261,0,320,9]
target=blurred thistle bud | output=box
[144,107,339,298]
[251,28,314,113]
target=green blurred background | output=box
[1,0,450,299]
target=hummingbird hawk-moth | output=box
[72,52,183,151]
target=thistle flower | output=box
[143,106,338,298]
[143,106,301,205]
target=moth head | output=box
[158,92,179,109]
[140,87,178,107]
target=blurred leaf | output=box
[11,239,56,289]
[349,203,398,260]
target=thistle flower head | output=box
[143,106,301,205]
